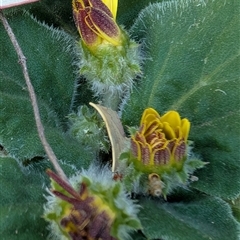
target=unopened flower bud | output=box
[44,166,141,239]
[72,0,142,110]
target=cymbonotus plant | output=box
[0,0,239,240]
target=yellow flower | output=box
[122,108,204,197]
[131,108,190,172]
[72,0,121,48]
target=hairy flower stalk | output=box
[72,0,142,110]
[44,166,141,239]
[120,108,205,197]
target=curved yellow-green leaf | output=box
[89,102,127,172]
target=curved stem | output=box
[0,10,68,182]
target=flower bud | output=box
[72,0,122,48]
[148,173,163,197]
[120,108,206,197]
[68,105,110,152]
[44,166,141,239]
[72,0,142,110]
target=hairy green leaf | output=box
[0,12,94,170]
[0,11,76,125]
[138,192,240,240]
[0,157,48,239]
[29,0,77,36]
[123,0,240,199]
[118,0,162,29]
[0,72,93,171]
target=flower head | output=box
[72,0,121,48]
[131,108,190,173]
[118,108,205,197]
[44,166,141,239]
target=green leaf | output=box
[0,71,93,171]
[123,0,240,199]
[29,0,77,36]
[0,12,94,170]
[138,192,240,240]
[0,157,48,239]
[117,0,162,29]
[0,11,76,125]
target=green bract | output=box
[76,30,141,110]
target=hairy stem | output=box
[101,90,122,111]
[0,10,68,182]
